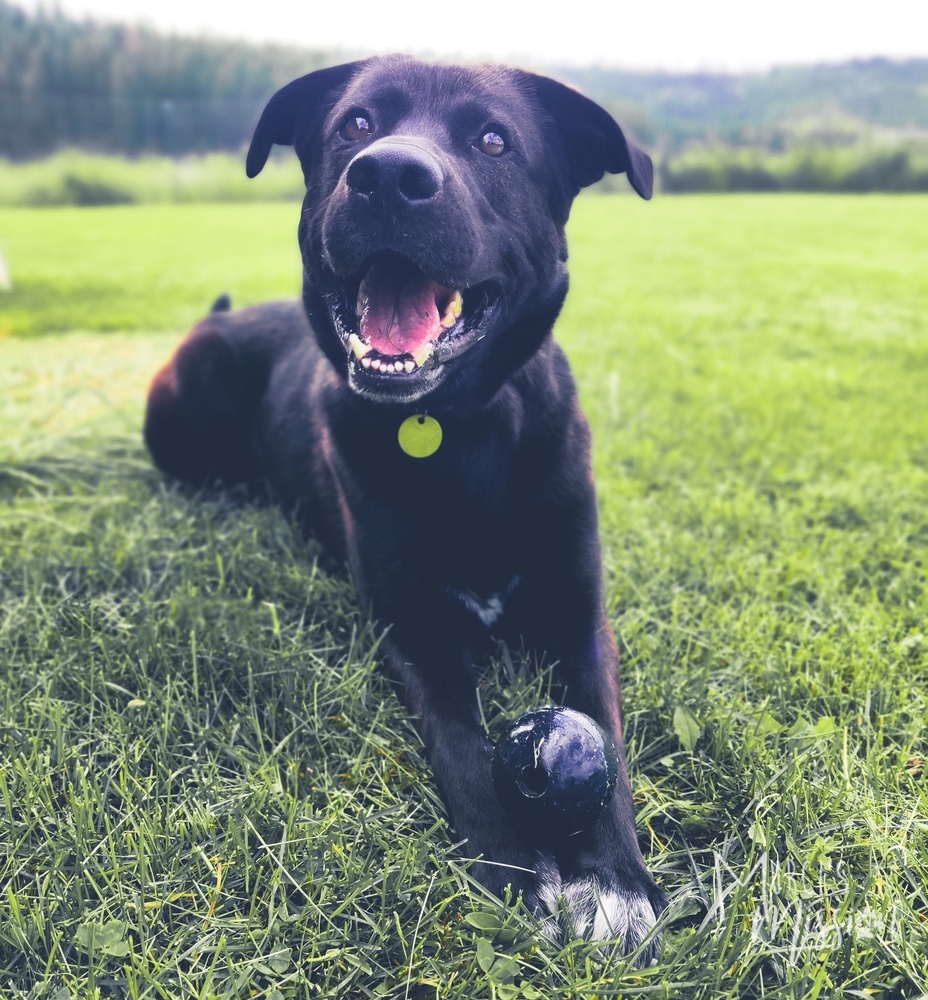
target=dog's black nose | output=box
[346,141,443,207]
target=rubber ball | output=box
[491,706,619,838]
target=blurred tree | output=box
[0,0,341,158]
[1,0,926,192]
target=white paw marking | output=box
[535,863,658,960]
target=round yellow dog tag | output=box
[398,414,442,458]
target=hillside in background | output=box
[1,0,927,191]
[563,61,928,150]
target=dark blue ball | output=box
[491,706,619,838]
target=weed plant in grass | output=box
[1,196,927,998]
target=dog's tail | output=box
[210,293,232,313]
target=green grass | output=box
[1,195,927,998]
[0,203,303,337]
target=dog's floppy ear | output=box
[246,60,368,178]
[523,73,653,201]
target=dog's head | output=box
[247,56,651,407]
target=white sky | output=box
[18,0,927,72]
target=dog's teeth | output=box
[404,359,416,373]
[441,290,463,328]
[349,333,371,359]
[371,358,382,371]
[385,362,395,373]
[361,356,372,368]
[412,342,434,367]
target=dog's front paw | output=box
[466,829,663,964]
[534,862,664,966]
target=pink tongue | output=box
[359,258,448,357]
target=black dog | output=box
[145,56,664,962]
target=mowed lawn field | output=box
[0,195,927,999]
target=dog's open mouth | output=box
[327,251,499,389]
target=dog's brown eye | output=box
[342,115,373,141]
[478,130,506,157]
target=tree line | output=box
[0,0,339,158]
[2,0,926,192]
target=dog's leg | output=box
[500,509,666,962]
[546,623,665,963]
[375,607,558,911]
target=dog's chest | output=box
[397,480,523,597]
[351,445,527,617]
[446,573,522,627]
[326,397,540,623]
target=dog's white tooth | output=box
[349,333,371,359]
[412,342,434,367]
[361,356,372,368]
[404,359,416,373]
[370,358,382,370]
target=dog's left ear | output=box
[523,73,653,202]
[246,60,369,178]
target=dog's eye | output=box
[341,115,373,141]
[477,130,507,157]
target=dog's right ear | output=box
[246,61,368,178]
[518,71,653,205]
